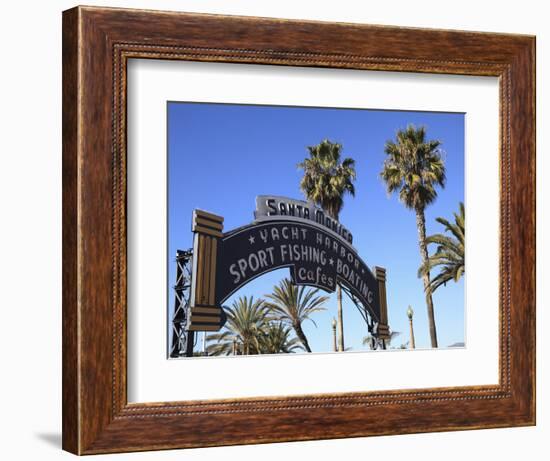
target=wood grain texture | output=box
[62,7,79,454]
[62,5,536,455]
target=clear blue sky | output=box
[168,102,465,353]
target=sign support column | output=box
[374,266,391,347]
[188,210,225,333]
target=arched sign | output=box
[216,221,380,320]
[186,197,390,341]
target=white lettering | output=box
[229,264,241,284]
[248,253,259,272]
[237,258,248,279]
[281,226,289,239]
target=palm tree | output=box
[258,322,304,354]
[297,139,357,218]
[206,296,269,356]
[362,330,401,350]
[381,124,446,348]
[264,278,329,352]
[297,139,356,351]
[419,202,465,295]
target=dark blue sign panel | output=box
[215,219,380,322]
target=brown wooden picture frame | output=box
[62,5,536,455]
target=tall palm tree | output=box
[297,139,356,351]
[206,296,269,356]
[264,278,328,352]
[258,322,304,354]
[381,124,446,348]
[419,202,465,295]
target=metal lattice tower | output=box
[169,249,194,358]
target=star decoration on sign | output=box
[248,235,255,245]
[329,258,334,266]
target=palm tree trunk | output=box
[337,284,344,351]
[415,207,439,348]
[330,211,346,353]
[293,322,312,352]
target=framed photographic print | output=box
[62,5,535,455]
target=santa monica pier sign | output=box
[174,195,390,356]
[255,195,355,244]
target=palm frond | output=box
[206,295,270,356]
[419,202,465,295]
[381,124,446,211]
[297,139,357,219]
[264,278,328,352]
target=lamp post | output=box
[331,318,337,352]
[407,305,416,349]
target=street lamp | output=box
[407,305,416,349]
[331,318,337,352]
